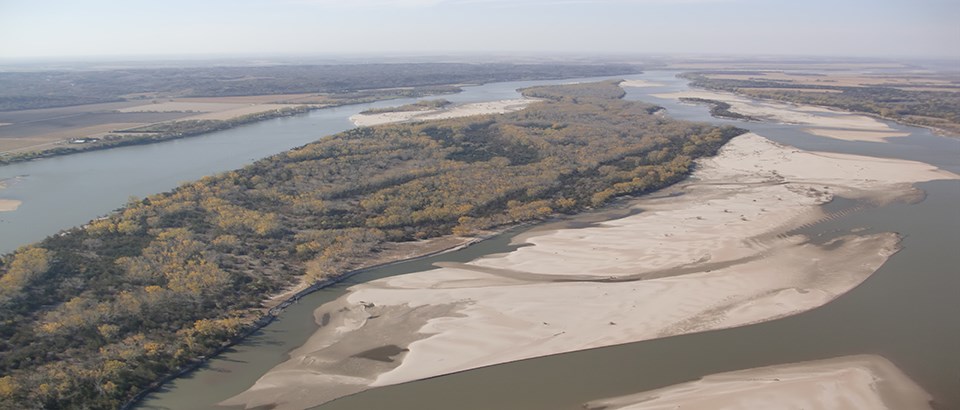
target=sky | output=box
[0,0,957,60]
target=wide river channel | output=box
[2,72,957,409]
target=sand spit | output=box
[0,199,20,212]
[653,89,904,142]
[223,133,957,410]
[584,355,932,410]
[349,99,535,127]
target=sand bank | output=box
[620,79,664,88]
[349,99,535,127]
[653,89,903,142]
[0,199,20,212]
[584,355,932,410]
[803,128,911,142]
[223,133,956,410]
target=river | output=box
[0,76,613,255]
[305,72,960,409]
[2,72,956,409]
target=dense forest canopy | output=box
[0,80,743,409]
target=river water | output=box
[2,72,956,409]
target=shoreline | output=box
[349,98,537,127]
[123,219,548,410]
[0,106,315,166]
[222,132,957,410]
[121,233,484,410]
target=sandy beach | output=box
[222,132,955,410]
[584,355,932,410]
[349,99,536,127]
[653,89,907,142]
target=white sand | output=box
[653,89,901,139]
[349,99,536,127]
[224,133,957,410]
[585,355,932,410]
[0,199,21,212]
[620,79,665,88]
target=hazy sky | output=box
[0,0,957,59]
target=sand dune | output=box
[222,133,956,410]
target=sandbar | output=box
[349,99,536,127]
[584,355,932,410]
[116,101,242,113]
[620,79,664,88]
[0,199,21,212]
[653,89,899,138]
[223,133,956,410]
[180,104,300,121]
[804,128,911,142]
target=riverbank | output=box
[0,105,314,166]
[221,132,957,410]
[349,98,536,127]
[584,355,932,410]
